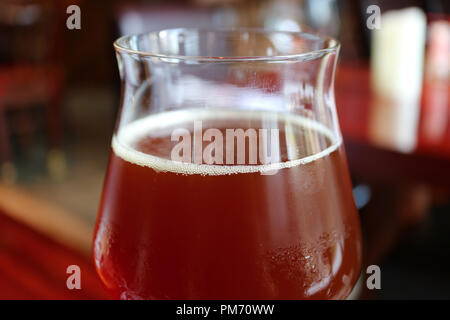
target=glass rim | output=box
[113,27,340,62]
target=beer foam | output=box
[112,109,342,175]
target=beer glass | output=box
[94,28,362,300]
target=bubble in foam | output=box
[111,109,342,175]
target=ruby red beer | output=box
[95,110,362,299]
[93,29,362,300]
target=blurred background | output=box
[0,0,448,299]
